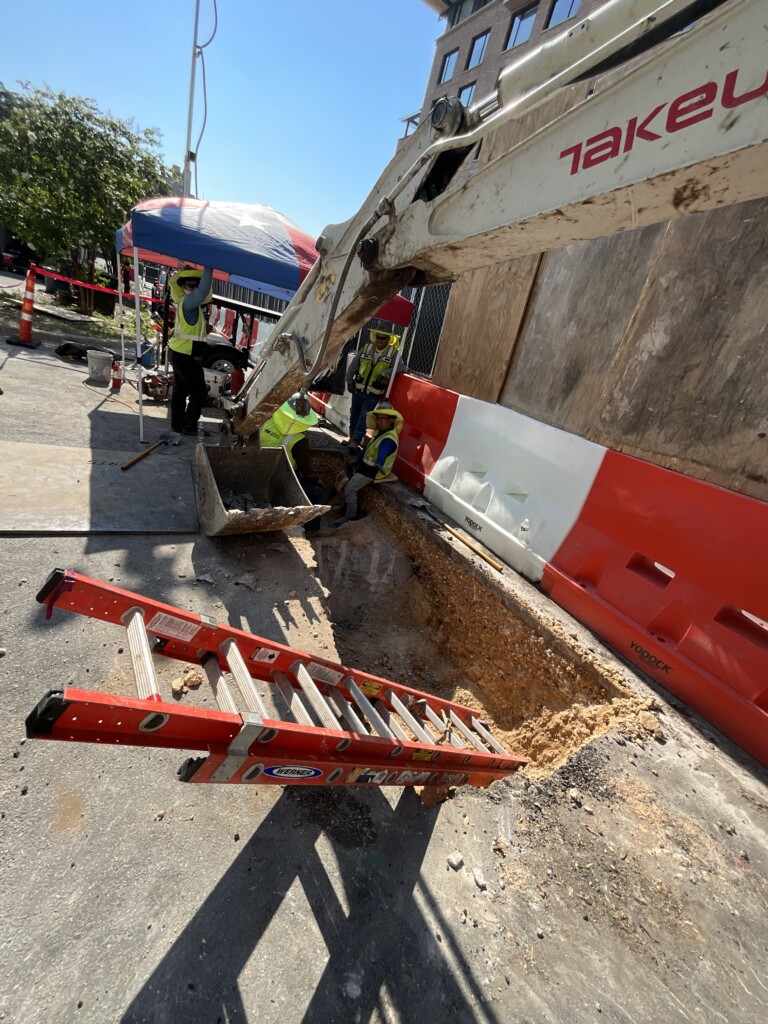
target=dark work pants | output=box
[349,392,380,444]
[299,475,325,533]
[169,349,207,432]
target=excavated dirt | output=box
[309,483,663,779]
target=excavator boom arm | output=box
[231,0,767,436]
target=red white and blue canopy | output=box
[116,197,319,302]
[116,196,414,324]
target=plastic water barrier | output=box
[388,375,768,767]
[543,451,768,766]
[422,396,605,582]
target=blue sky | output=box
[0,0,440,238]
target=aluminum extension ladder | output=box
[26,569,526,789]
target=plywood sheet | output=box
[433,254,540,402]
[591,198,768,500]
[0,441,199,533]
[500,223,666,432]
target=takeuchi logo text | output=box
[560,68,768,176]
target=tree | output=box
[0,84,178,313]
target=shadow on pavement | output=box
[122,786,497,1024]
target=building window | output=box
[439,49,459,85]
[450,0,491,29]
[466,31,490,70]
[545,0,580,30]
[505,4,538,50]
[458,82,476,106]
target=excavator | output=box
[222,0,767,440]
[25,0,768,783]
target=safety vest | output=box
[354,341,397,395]
[260,409,308,468]
[362,427,399,480]
[169,302,206,355]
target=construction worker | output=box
[168,266,213,436]
[260,392,325,532]
[345,329,400,448]
[332,401,403,530]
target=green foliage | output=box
[0,83,177,312]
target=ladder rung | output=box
[292,661,341,731]
[386,691,433,744]
[220,639,268,718]
[448,710,488,752]
[272,670,314,726]
[202,654,238,714]
[328,686,368,735]
[345,679,394,739]
[122,607,160,701]
[471,715,509,756]
[377,705,411,744]
[422,704,467,748]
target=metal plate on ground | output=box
[0,440,198,533]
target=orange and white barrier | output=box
[6,265,41,349]
[388,373,768,768]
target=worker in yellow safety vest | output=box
[345,329,400,448]
[168,266,213,436]
[331,401,403,531]
[260,392,325,533]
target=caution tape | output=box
[33,266,163,304]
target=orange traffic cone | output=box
[7,264,41,349]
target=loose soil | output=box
[309,487,660,780]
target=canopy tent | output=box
[116,197,318,302]
[116,196,414,326]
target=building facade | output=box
[419,0,604,121]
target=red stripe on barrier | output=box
[389,375,459,492]
[543,450,768,766]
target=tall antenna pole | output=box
[182,0,201,198]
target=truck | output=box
[217,0,767,767]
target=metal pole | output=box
[182,0,201,198]
[133,246,145,443]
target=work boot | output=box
[331,515,357,531]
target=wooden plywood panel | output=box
[592,198,768,500]
[429,83,591,403]
[499,222,666,433]
[432,254,540,402]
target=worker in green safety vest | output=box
[345,329,400,448]
[332,401,403,531]
[168,266,213,436]
[260,392,325,532]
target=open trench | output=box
[311,482,662,779]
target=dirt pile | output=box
[326,497,662,778]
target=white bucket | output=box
[86,349,112,386]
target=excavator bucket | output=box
[194,444,329,535]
